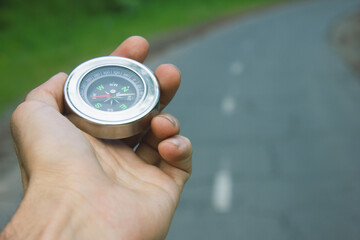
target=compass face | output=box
[79,66,145,112]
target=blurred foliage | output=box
[0,0,283,112]
[0,0,141,15]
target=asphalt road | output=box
[1,0,360,239]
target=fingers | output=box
[122,63,181,148]
[155,64,181,111]
[110,36,149,63]
[136,113,192,189]
[25,72,68,113]
[159,136,192,188]
[149,113,180,141]
[136,113,180,165]
[111,37,181,111]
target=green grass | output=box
[0,0,283,112]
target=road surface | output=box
[1,0,360,239]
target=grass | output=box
[0,0,283,112]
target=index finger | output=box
[110,36,149,63]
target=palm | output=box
[86,134,181,201]
[78,135,180,239]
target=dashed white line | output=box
[212,60,240,211]
[212,160,233,213]
[221,95,236,116]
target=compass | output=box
[64,56,160,139]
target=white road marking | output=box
[212,160,233,213]
[229,61,244,76]
[221,95,236,116]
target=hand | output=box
[2,36,192,240]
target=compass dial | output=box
[79,66,145,112]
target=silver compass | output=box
[64,56,160,139]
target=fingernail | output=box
[55,72,68,78]
[167,138,182,149]
[159,114,178,128]
[167,64,181,76]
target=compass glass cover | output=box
[79,66,145,112]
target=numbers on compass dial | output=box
[79,66,145,112]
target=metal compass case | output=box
[64,56,160,139]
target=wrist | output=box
[0,183,95,240]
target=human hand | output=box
[2,36,192,240]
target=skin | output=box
[0,36,192,240]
